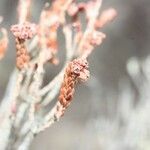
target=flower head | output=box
[11,22,37,40]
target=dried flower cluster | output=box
[0,0,116,149]
[11,22,37,69]
[59,58,89,109]
[11,22,37,40]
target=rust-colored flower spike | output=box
[11,22,37,70]
[35,59,90,133]
[58,58,90,112]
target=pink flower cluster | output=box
[11,22,37,40]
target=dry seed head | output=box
[59,58,89,108]
[70,58,90,81]
[11,22,36,69]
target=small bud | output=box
[96,8,117,28]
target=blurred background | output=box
[0,0,150,150]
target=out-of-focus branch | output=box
[0,20,8,60]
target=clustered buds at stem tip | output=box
[11,22,37,70]
[11,22,37,40]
